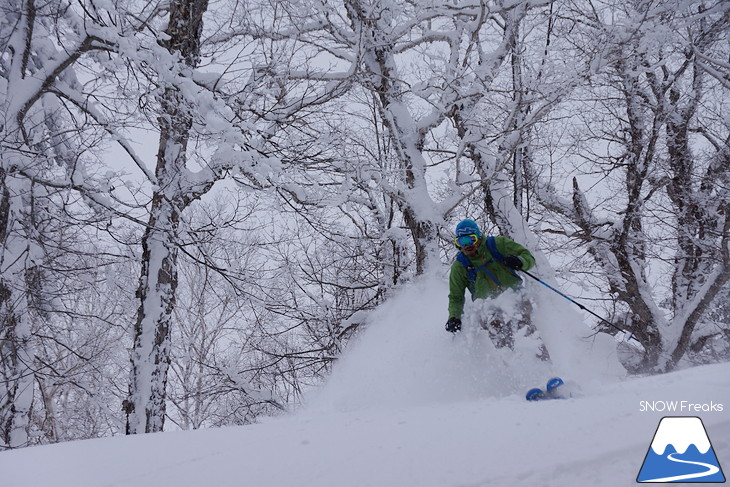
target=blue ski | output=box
[526,377,565,401]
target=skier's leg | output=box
[483,308,514,350]
[512,295,551,361]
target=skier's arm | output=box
[447,261,468,319]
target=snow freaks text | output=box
[639,401,724,413]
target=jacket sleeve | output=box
[496,236,536,271]
[448,260,469,319]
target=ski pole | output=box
[520,269,640,344]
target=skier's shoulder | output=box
[451,252,473,270]
[449,254,469,285]
[451,253,469,271]
[480,235,509,258]
[493,235,530,253]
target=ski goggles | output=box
[454,234,479,248]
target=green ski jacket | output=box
[447,236,535,319]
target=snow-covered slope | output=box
[3,272,729,487]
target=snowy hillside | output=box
[3,272,729,487]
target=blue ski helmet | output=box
[455,219,482,239]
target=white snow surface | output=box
[3,271,729,487]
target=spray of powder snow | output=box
[307,268,625,413]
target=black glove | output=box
[504,255,523,270]
[445,317,462,333]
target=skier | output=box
[446,219,548,359]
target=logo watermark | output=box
[637,416,726,483]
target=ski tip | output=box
[526,388,544,401]
[546,377,564,391]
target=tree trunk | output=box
[0,2,37,449]
[125,0,209,434]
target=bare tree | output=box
[534,0,730,372]
[0,0,121,449]
[123,0,223,434]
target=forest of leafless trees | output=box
[1,0,728,448]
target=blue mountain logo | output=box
[637,416,725,483]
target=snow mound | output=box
[308,268,626,413]
[5,362,728,487]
